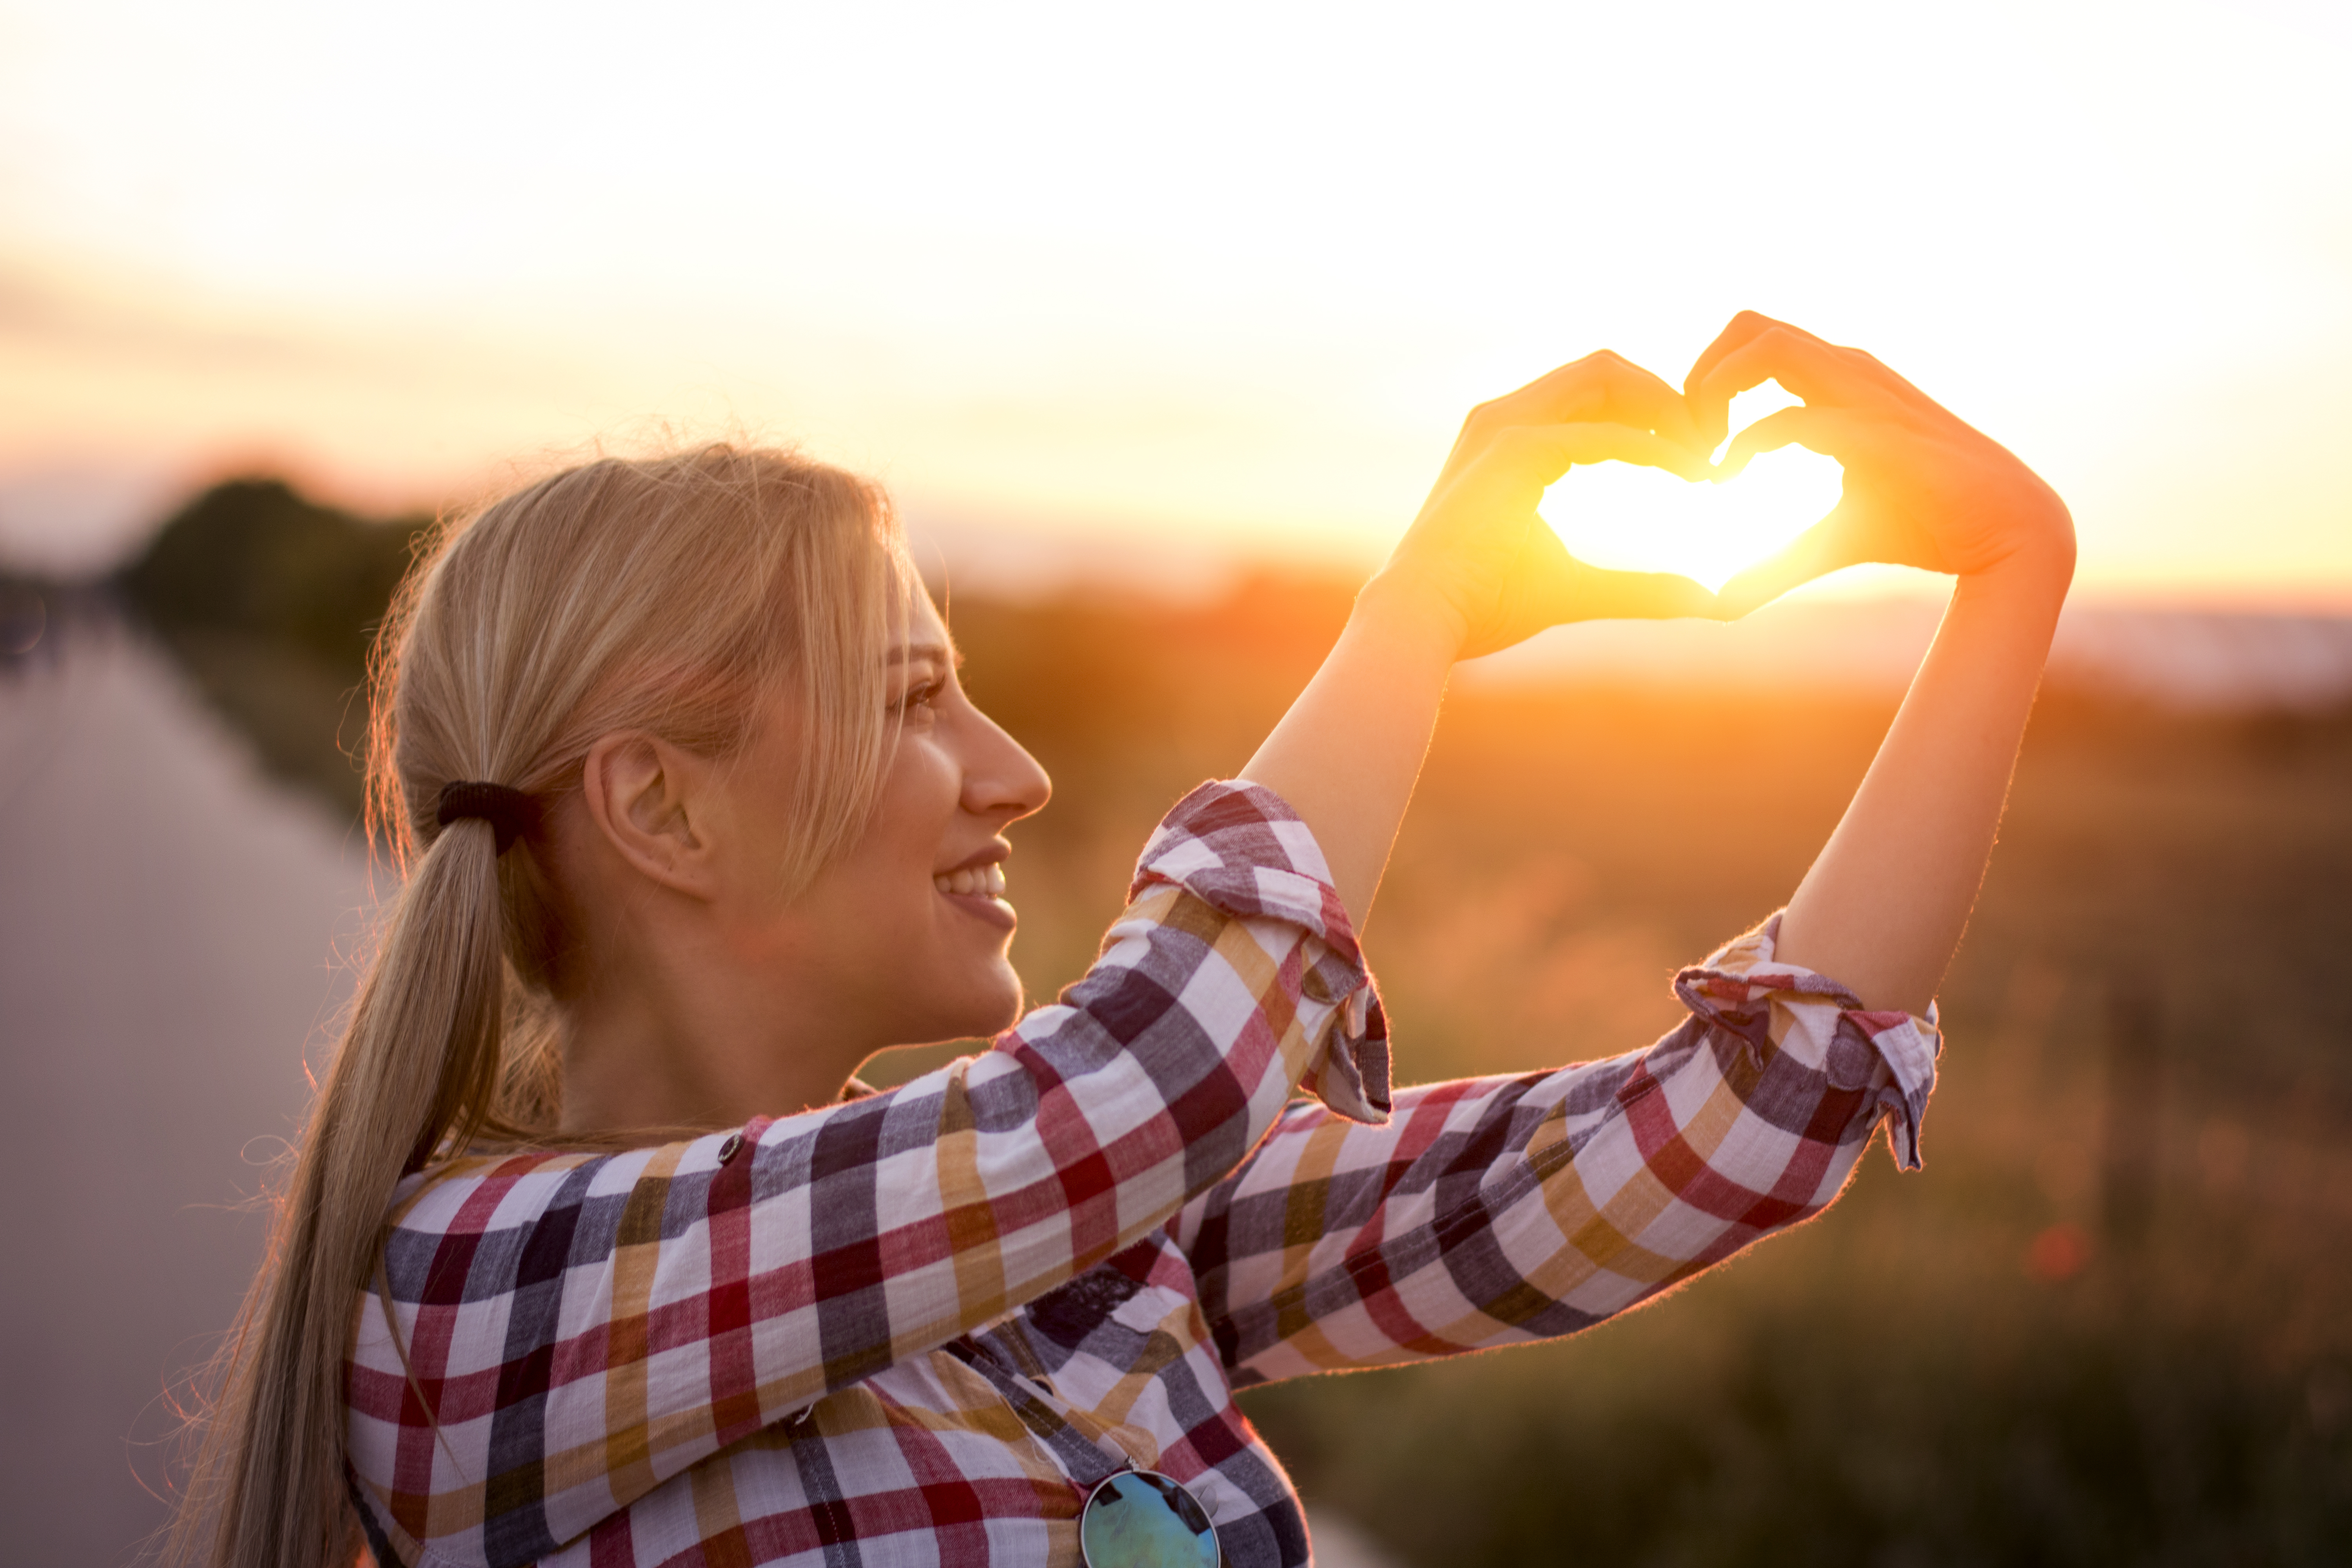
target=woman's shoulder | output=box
[385,1130,727,1236]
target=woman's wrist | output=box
[1956,540,2074,631]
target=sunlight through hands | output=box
[1541,382,1844,595]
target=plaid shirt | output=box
[347,781,1938,1568]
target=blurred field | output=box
[83,482,2352,1563]
[919,581,2352,1566]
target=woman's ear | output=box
[579,731,721,898]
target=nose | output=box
[957,704,1052,824]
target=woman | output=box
[179,312,2073,1567]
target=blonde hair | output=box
[170,445,915,1567]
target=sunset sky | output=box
[2,0,2346,602]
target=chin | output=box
[904,962,1025,1045]
[962,965,1027,1037]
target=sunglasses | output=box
[1080,1468,1221,1568]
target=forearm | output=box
[1195,932,1942,1384]
[1239,574,1459,924]
[1775,550,2071,1013]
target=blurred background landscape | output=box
[4,0,2350,1561]
[4,476,2349,1563]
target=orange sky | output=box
[2,1,2347,604]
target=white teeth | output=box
[935,864,1009,899]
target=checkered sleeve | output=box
[344,779,1387,1567]
[1175,911,1940,1386]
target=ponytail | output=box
[169,445,911,1565]
[173,817,513,1563]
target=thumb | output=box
[1459,525,1716,656]
[1550,563,1722,624]
[1712,508,1867,619]
[1518,519,1719,630]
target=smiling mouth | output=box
[933,863,1008,900]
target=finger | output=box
[1711,512,1866,619]
[1683,309,1831,439]
[1682,310,1862,401]
[1713,405,1872,479]
[1453,421,1711,512]
[1446,352,1708,490]
[1544,350,1708,455]
[1681,310,1786,404]
[1686,319,1882,451]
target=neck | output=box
[555,940,871,1136]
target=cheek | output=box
[875,739,962,862]
[808,748,961,940]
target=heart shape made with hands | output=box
[1539,385,1846,595]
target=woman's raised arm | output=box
[1244,349,1717,922]
[343,358,1723,1564]
[1686,311,2078,1014]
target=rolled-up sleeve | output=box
[1176,912,1939,1387]
[346,780,1388,1568]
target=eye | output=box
[895,678,944,720]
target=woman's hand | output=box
[1682,313,2076,1013]
[1245,349,1719,919]
[1372,350,1721,660]
[1686,312,2075,615]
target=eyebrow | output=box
[887,640,961,668]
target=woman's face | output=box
[722,590,1053,1054]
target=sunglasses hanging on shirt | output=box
[1081,1468,1220,1568]
[940,1333,1221,1566]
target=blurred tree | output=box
[117,478,428,817]
[121,477,423,678]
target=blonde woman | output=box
[178,313,2072,1568]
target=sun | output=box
[1539,385,1846,593]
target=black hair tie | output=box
[434,780,541,855]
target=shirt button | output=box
[717,1132,745,1165]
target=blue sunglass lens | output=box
[1080,1469,1220,1568]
